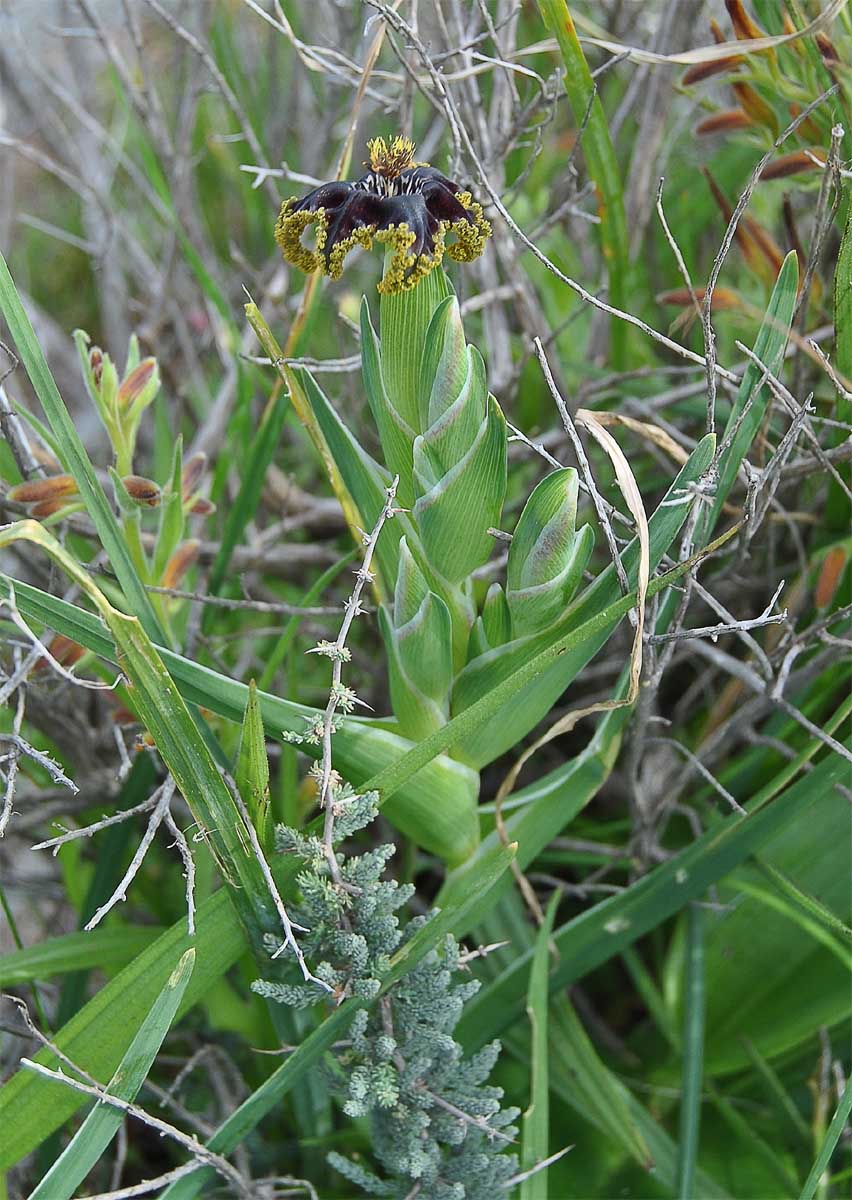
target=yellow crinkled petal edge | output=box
[274,198,329,274]
[274,193,491,292]
[445,194,492,264]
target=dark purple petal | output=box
[323,191,385,261]
[293,180,356,214]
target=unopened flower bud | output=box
[122,474,161,506]
[117,358,158,410]
[760,150,826,180]
[90,348,103,388]
[162,539,200,589]
[181,452,207,500]
[9,474,78,503]
[695,110,752,135]
[30,498,72,518]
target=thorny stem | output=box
[315,476,399,884]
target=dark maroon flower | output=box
[274,136,491,293]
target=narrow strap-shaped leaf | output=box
[798,1075,852,1200]
[28,949,195,1200]
[520,892,560,1200]
[676,903,706,1200]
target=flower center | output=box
[365,135,418,180]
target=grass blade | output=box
[206,389,290,600]
[676,903,706,1200]
[28,949,195,1200]
[521,892,560,1200]
[536,0,629,367]
[0,928,163,988]
[799,1076,852,1200]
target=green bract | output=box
[297,265,715,838]
[506,467,594,637]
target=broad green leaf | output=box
[452,433,716,766]
[0,890,240,1170]
[0,523,277,950]
[294,364,412,594]
[378,259,451,432]
[159,839,517,1200]
[520,892,560,1200]
[363,522,736,803]
[691,750,852,1076]
[455,736,851,1051]
[360,297,416,505]
[29,949,194,1200]
[0,928,163,987]
[0,573,480,864]
[0,248,162,639]
[413,393,507,585]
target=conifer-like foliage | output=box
[253,791,519,1197]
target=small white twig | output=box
[648,581,786,645]
[164,809,196,936]
[315,477,400,882]
[222,772,326,989]
[31,795,158,853]
[19,1058,248,1194]
[84,780,175,930]
[1,584,121,694]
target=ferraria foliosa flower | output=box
[274,136,491,293]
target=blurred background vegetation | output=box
[0,1,850,1197]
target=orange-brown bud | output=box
[30,499,72,518]
[181,452,207,500]
[741,216,785,277]
[815,547,847,608]
[761,150,826,180]
[162,539,200,589]
[122,474,162,506]
[117,359,156,408]
[90,347,103,388]
[695,109,753,135]
[33,635,86,674]
[816,33,839,67]
[732,81,777,134]
[9,474,78,503]
[682,56,742,85]
[189,497,216,516]
[725,0,767,43]
[659,286,740,311]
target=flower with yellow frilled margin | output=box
[274,136,491,294]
